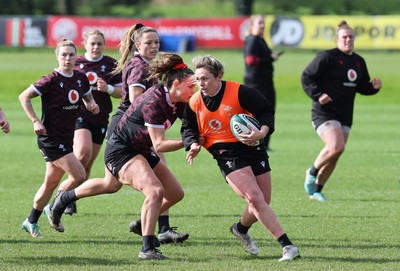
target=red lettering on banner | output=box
[47,16,249,49]
[48,17,156,48]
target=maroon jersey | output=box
[31,69,92,146]
[109,84,185,154]
[75,54,122,125]
[119,53,156,111]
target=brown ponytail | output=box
[112,24,158,75]
[147,53,193,89]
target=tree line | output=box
[2,0,399,16]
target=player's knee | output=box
[246,192,267,211]
[74,171,87,185]
[107,180,122,193]
[147,186,165,204]
[330,144,345,157]
[172,188,185,203]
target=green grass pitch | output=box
[0,47,399,271]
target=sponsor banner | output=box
[266,15,400,49]
[47,17,156,48]
[47,16,249,49]
[2,15,400,50]
[22,18,47,47]
[1,17,46,47]
[156,17,248,49]
[4,18,23,46]
[0,18,6,45]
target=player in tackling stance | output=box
[48,53,196,260]
[181,55,300,261]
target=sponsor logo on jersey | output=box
[86,72,98,85]
[68,89,80,104]
[63,105,80,110]
[343,69,357,87]
[208,119,222,131]
[347,69,357,81]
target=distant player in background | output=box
[63,29,123,215]
[301,20,382,202]
[48,53,196,260]
[19,38,99,238]
[0,106,10,133]
[243,15,282,151]
[181,55,300,261]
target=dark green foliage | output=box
[1,0,400,16]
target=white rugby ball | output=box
[230,113,261,146]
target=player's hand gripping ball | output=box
[230,113,261,146]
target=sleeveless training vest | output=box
[189,81,250,150]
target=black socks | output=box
[142,235,155,252]
[236,221,250,234]
[134,215,171,234]
[315,183,324,193]
[63,190,78,203]
[310,166,324,192]
[309,165,319,176]
[28,208,42,224]
[158,215,170,233]
[277,233,293,248]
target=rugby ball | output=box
[230,113,261,146]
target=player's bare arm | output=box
[148,126,183,153]
[129,85,145,102]
[18,87,47,135]
[83,92,100,114]
[186,142,201,165]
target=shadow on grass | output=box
[0,238,134,246]
[1,236,238,247]
[1,237,277,266]
[115,212,393,219]
[3,250,397,266]
[82,212,245,218]
[3,256,133,266]
[304,255,400,264]
[2,253,278,266]
[2,236,399,265]
[343,198,400,203]
[285,239,400,250]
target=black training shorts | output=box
[38,135,73,162]
[104,143,160,180]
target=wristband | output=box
[107,85,114,95]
